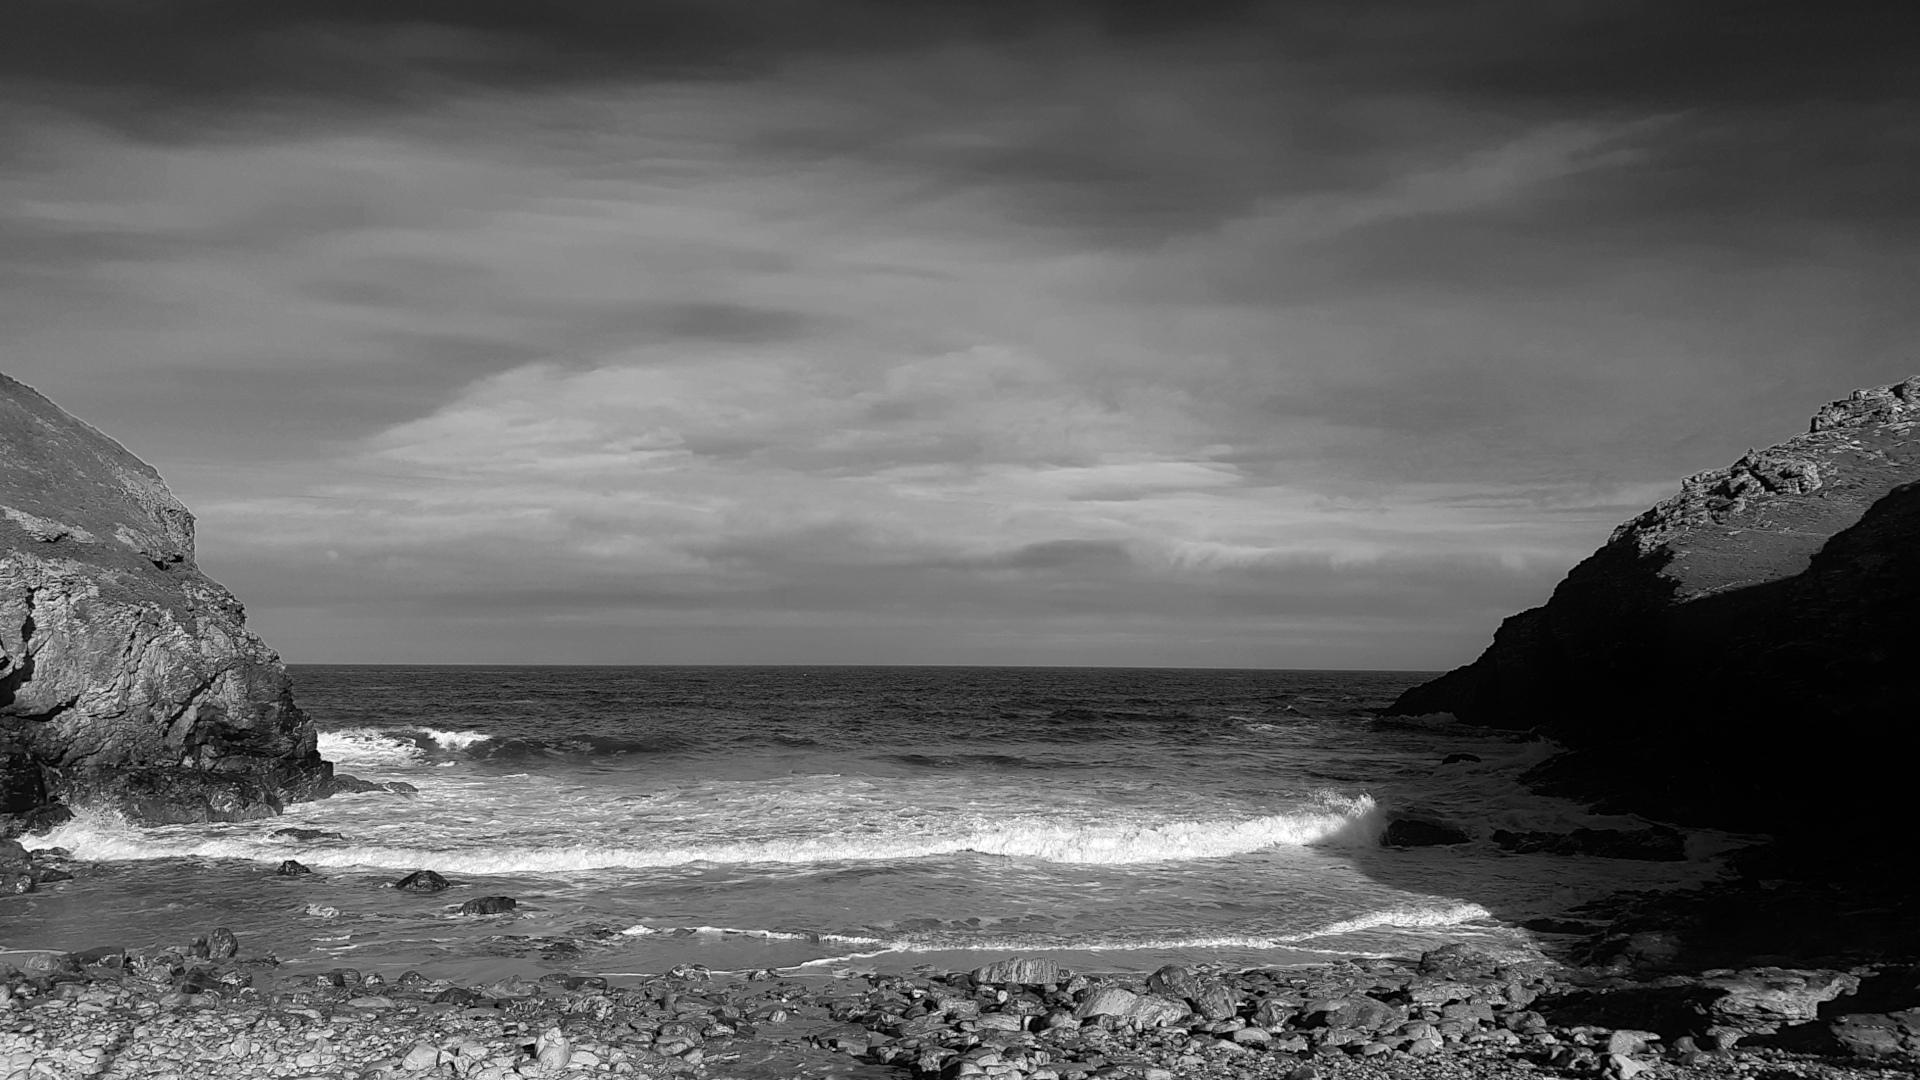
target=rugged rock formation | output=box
[1,373,331,833]
[1386,378,1920,850]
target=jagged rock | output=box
[973,957,1060,985]
[1385,377,1920,849]
[0,373,331,832]
[1382,818,1471,847]
[459,895,517,915]
[1697,968,1860,1041]
[206,927,239,959]
[275,859,312,876]
[1491,826,1687,860]
[316,774,417,797]
[393,869,450,893]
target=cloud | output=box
[1,2,1915,664]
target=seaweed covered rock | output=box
[0,373,331,833]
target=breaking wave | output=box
[38,796,1381,873]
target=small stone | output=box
[535,1028,570,1071]
[1229,1026,1271,1046]
[349,996,395,1009]
[401,1043,440,1071]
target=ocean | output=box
[10,667,1729,983]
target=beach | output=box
[6,928,1916,1080]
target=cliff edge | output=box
[0,373,333,833]
[1386,377,1920,853]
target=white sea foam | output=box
[40,796,1382,872]
[1281,903,1493,942]
[609,909,1492,966]
[315,727,491,767]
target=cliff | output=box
[1386,377,1920,849]
[0,373,333,833]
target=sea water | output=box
[5,667,1732,982]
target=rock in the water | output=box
[271,827,346,842]
[393,869,450,893]
[459,895,517,915]
[972,956,1059,985]
[206,927,239,959]
[0,373,333,833]
[1383,377,1920,850]
[1382,818,1471,847]
[1492,826,1686,860]
[276,859,313,876]
[1440,753,1482,765]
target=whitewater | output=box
[3,666,1731,981]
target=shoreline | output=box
[5,921,1916,1080]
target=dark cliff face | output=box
[0,373,330,833]
[1386,378,1920,847]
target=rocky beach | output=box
[4,914,1919,1080]
[6,370,1920,1079]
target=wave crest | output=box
[39,797,1381,873]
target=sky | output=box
[3,1,1916,667]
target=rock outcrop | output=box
[1,373,331,833]
[1386,378,1920,850]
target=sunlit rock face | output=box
[0,372,329,834]
[1388,378,1920,846]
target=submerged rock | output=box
[1492,825,1687,860]
[271,827,346,842]
[276,859,313,876]
[459,895,517,915]
[0,373,331,834]
[1381,818,1471,847]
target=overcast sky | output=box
[3,2,1915,667]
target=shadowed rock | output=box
[276,859,312,876]
[1385,377,1920,857]
[459,895,517,915]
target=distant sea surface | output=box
[13,667,1727,981]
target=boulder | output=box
[275,859,312,876]
[0,373,331,833]
[459,895,517,915]
[393,869,450,893]
[1384,377,1920,852]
